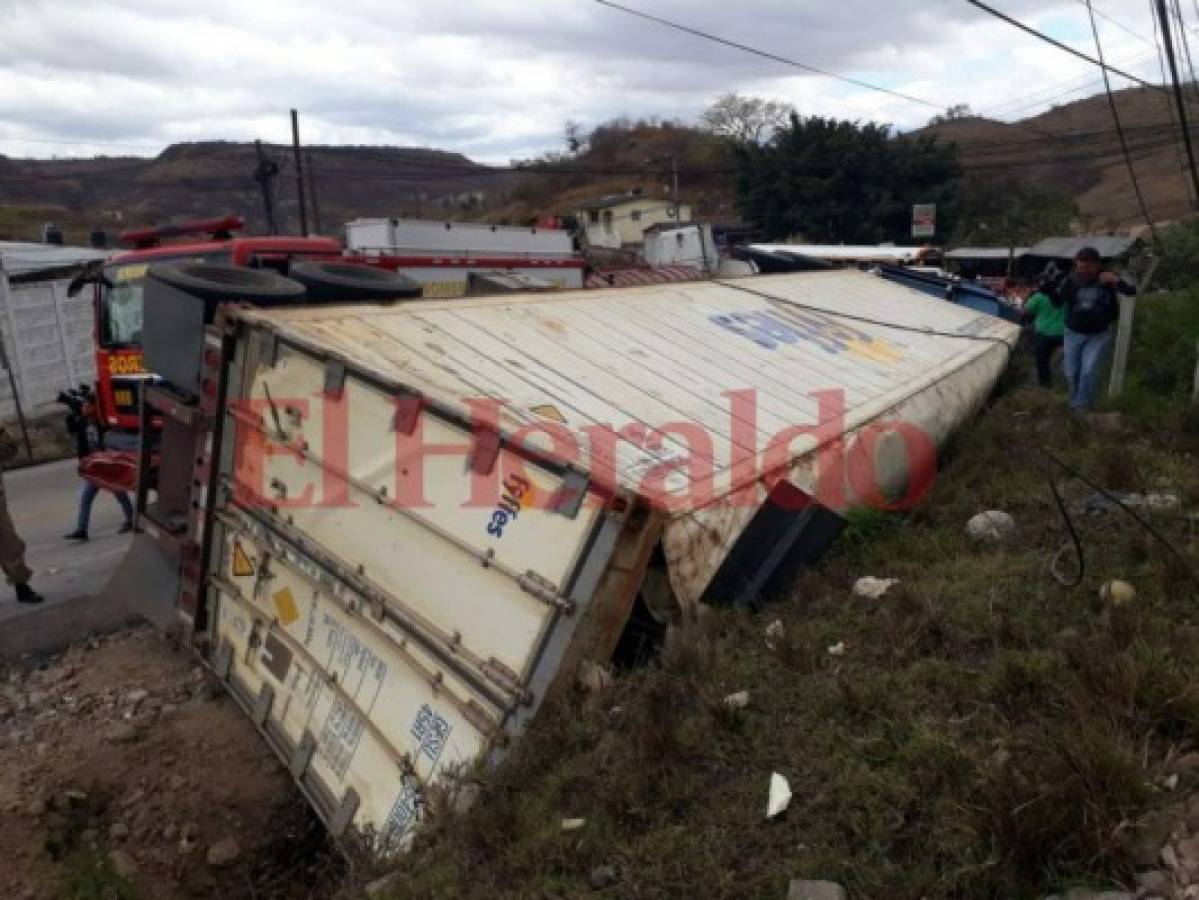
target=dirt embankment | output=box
[0,628,344,900]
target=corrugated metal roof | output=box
[585,265,704,288]
[750,243,923,263]
[239,270,1018,509]
[0,241,108,277]
[945,246,1029,260]
[1026,235,1138,259]
[577,193,669,210]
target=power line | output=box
[1153,0,1196,202]
[963,0,1165,91]
[1071,0,1152,43]
[592,0,944,110]
[1156,0,1199,202]
[1085,0,1157,240]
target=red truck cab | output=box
[96,215,344,432]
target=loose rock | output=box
[589,864,617,890]
[766,773,792,819]
[110,822,130,840]
[1135,870,1173,895]
[25,799,45,817]
[852,576,899,600]
[561,818,586,832]
[966,510,1016,543]
[106,722,141,744]
[1099,580,1136,606]
[577,661,612,695]
[723,691,750,710]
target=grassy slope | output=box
[387,293,1199,899]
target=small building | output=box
[642,223,718,273]
[1024,235,1139,264]
[575,192,692,249]
[944,246,1029,279]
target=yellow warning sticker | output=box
[232,541,256,578]
[272,587,299,627]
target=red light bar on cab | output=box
[119,215,245,249]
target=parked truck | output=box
[109,263,1017,854]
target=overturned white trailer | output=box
[126,268,1017,852]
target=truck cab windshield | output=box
[100,253,229,348]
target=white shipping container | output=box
[198,270,1018,852]
[347,218,574,259]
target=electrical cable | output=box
[593,0,944,110]
[1085,0,1158,242]
[963,0,1165,91]
[1071,0,1153,44]
[1152,0,1196,204]
[1044,450,1199,588]
[1172,0,1199,100]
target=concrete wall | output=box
[0,272,96,424]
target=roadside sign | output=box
[912,204,936,238]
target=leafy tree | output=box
[947,174,1076,250]
[734,115,959,243]
[927,104,974,126]
[701,93,795,145]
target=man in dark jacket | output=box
[1047,246,1136,411]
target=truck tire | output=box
[288,261,423,302]
[148,263,306,304]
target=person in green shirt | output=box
[1021,279,1066,387]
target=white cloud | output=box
[0,0,1169,161]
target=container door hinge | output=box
[252,683,274,726]
[480,658,531,705]
[289,730,317,779]
[516,571,574,613]
[329,787,360,837]
[213,642,233,680]
[255,330,279,368]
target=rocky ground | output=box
[0,627,344,900]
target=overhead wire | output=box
[592,0,944,110]
[1152,0,1196,203]
[962,0,1165,90]
[1084,0,1158,241]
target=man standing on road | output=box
[0,427,43,604]
[1047,246,1136,412]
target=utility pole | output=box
[1156,0,1199,207]
[670,153,680,221]
[290,109,309,236]
[253,140,280,235]
[306,150,323,236]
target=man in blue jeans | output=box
[1047,246,1136,412]
[64,429,135,542]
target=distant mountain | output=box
[0,141,507,244]
[1,85,1196,246]
[923,84,1199,231]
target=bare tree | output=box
[700,93,795,144]
[564,119,585,154]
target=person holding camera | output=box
[0,427,43,605]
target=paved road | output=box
[0,459,130,625]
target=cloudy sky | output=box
[0,0,1171,162]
